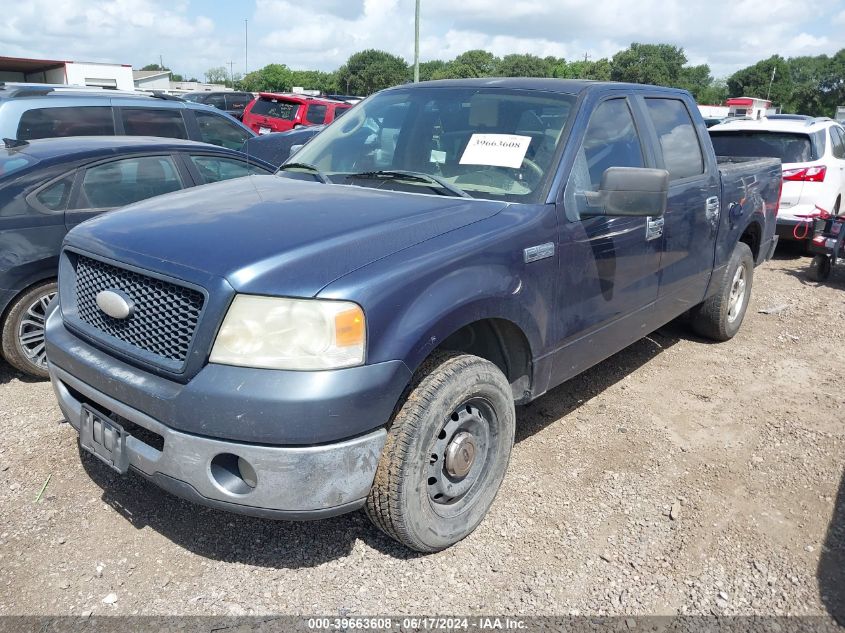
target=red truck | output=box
[242,93,351,134]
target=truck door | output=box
[548,97,662,387]
[640,96,720,312]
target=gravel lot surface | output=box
[0,247,842,622]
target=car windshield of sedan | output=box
[286,87,576,202]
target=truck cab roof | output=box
[405,77,692,98]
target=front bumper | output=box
[44,305,408,519]
[50,362,387,519]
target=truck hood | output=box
[65,175,507,297]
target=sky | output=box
[3,0,845,82]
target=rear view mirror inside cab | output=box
[580,167,669,218]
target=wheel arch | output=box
[739,218,763,264]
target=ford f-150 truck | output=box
[45,79,781,552]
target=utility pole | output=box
[414,0,421,83]
[766,66,777,101]
[245,20,248,76]
[228,61,235,87]
[160,54,164,70]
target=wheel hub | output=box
[427,402,492,507]
[444,431,476,478]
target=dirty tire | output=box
[1,281,57,379]
[365,352,515,552]
[808,255,832,282]
[690,241,754,342]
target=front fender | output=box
[383,265,547,375]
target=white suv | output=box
[710,116,845,241]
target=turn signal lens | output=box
[335,307,365,347]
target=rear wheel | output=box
[690,242,754,341]
[1,281,57,378]
[366,352,515,552]
[808,255,832,282]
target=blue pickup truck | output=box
[44,79,781,552]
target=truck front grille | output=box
[74,255,205,364]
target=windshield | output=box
[710,130,822,163]
[0,151,38,179]
[289,87,576,202]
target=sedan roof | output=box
[6,135,224,161]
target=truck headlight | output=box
[210,295,365,370]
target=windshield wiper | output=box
[347,170,471,198]
[278,162,330,184]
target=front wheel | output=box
[1,281,57,378]
[366,352,515,552]
[689,242,754,342]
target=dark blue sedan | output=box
[0,136,274,377]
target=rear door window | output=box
[17,106,115,140]
[194,110,251,149]
[249,98,300,120]
[710,131,817,163]
[306,104,328,125]
[75,155,183,209]
[645,98,705,180]
[189,154,271,184]
[120,108,188,139]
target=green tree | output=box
[726,55,791,109]
[238,64,294,92]
[497,54,552,77]
[677,64,714,100]
[417,60,447,82]
[337,49,409,95]
[204,66,229,85]
[141,63,167,71]
[434,50,500,79]
[610,43,688,86]
[562,58,611,80]
[695,78,728,105]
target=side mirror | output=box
[581,167,669,218]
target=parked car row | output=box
[0,84,282,377]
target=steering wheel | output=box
[521,157,543,180]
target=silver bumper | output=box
[50,363,386,519]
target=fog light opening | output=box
[210,453,258,495]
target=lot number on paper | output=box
[459,134,532,169]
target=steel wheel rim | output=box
[426,398,495,519]
[17,291,56,369]
[727,265,747,323]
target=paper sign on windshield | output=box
[459,134,532,169]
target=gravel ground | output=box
[0,247,842,622]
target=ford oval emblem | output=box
[95,289,135,320]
